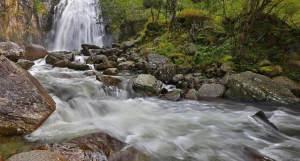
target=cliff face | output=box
[0,0,57,46]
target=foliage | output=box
[34,0,46,15]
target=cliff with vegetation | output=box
[0,0,57,46]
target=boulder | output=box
[133,74,163,96]
[154,64,177,84]
[86,54,109,64]
[122,40,135,50]
[220,63,232,73]
[172,74,185,84]
[221,71,300,104]
[258,65,283,78]
[147,54,173,73]
[81,44,101,56]
[34,132,148,161]
[6,150,68,161]
[96,75,122,87]
[24,44,48,61]
[16,59,35,70]
[288,60,300,72]
[176,65,192,74]
[160,90,182,102]
[258,59,271,67]
[118,61,135,70]
[53,59,72,68]
[273,76,300,97]
[252,111,278,131]
[103,68,119,75]
[0,42,24,62]
[185,89,199,100]
[136,60,151,74]
[68,63,90,71]
[0,56,56,136]
[46,51,74,65]
[45,54,60,65]
[198,83,226,98]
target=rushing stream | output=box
[2,59,294,161]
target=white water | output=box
[26,59,300,161]
[49,0,104,51]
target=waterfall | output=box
[49,0,104,51]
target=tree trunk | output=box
[169,0,177,30]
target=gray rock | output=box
[147,54,173,73]
[136,60,151,74]
[220,63,232,73]
[154,64,177,84]
[176,65,192,74]
[17,59,35,70]
[6,150,68,161]
[0,42,24,62]
[86,54,109,65]
[118,61,135,70]
[160,90,182,102]
[184,89,198,100]
[46,51,74,65]
[69,63,90,71]
[273,76,300,97]
[172,74,185,84]
[24,44,48,61]
[122,40,135,50]
[103,68,119,75]
[0,56,56,136]
[221,71,300,104]
[133,74,163,96]
[198,83,226,98]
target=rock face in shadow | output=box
[35,132,148,161]
[0,55,56,136]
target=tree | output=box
[168,0,178,30]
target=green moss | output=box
[34,0,47,15]
[0,126,18,136]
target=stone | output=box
[154,64,177,84]
[96,75,122,87]
[81,44,101,56]
[86,54,109,65]
[160,90,182,102]
[172,74,185,84]
[6,150,68,161]
[34,132,148,161]
[258,59,271,67]
[288,60,300,72]
[252,111,278,131]
[136,60,151,74]
[258,65,283,78]
[24,44,48,61]
[45,54,60,65]
[68,63,90,71]
[185,89,198,100]
[221,71,300,104]
[103,68,119,75]
[46,51,74,65]
[220,63,232,73]
[118,61,135,70]
[186,43,198,55]
[16,59,35,70]
[147,54,173,73]
[198,83,226,98]
[53,59,72,68]
[273,76,300,97]
[133,74,163,96]
[0,42,24,62]
[0,55,56,136]
[122,40,135,50]
[176,65,192,74]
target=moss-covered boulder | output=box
[273,76,300,97]
[258,65,283,78]
[221,71,299,104]
[133,74,163,96]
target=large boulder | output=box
[46,51,74,65]
[16,59,35,70]
[6,150,68,161]
[154,64,177,84]
[118,61,135,70]
[34,132,148,161]
[0,42,24,62]
[221,71,300,104]
[96,75,122,87]
[273,76,300,97]
[133,74,163,96]
[198,83,226,98]
[0,56,56,136]
[146,54,173,73]
[24,44,48,61]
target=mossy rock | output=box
[0,126,18,136]
[258,65,283,78]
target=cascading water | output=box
[49,0,104,51]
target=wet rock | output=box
[160,90,182,102]
[16,59,35,70]
[46,51,74,65]
[0,56,56,136]
[198,83,226,98]
[81,44,101,56]
[86,54,109,65]
[258,65,283,78]
[0,42,24,62]
[118,61,135,70]
[97,75,122,87]
[24,44,48,61]
[6,150,68,161]
[221,71,300,104]
[68,63,90,71]
[185,89,198,100]
[133,74,163,96]
[122,40,135,50]
[103,68,119,75]
[83,71,96,76]
[252,111,278,131]
[53,59,72,68]
[154,64,177,84]
[160,88,169,94]
[273,76,300,97]
[45,54,60,65]
[35,132,147,161]
[172,74,185,84]
[147,54,173,73]
[258,59,271,67]
[136,60,151,74]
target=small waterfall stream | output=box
[49,0,104,51]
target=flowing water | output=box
[49,0,104,51]
[3,59,295,161]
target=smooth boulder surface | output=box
[0,55,56,136]
[34,132,148,161]
[0,42,24,62]
[272,76,300,97]
[16,59,35,70]
[221,71,300,104]
[198,83,226,98]
[6,150,68,161]
[133,74,163,96]
[24,44,48,61]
